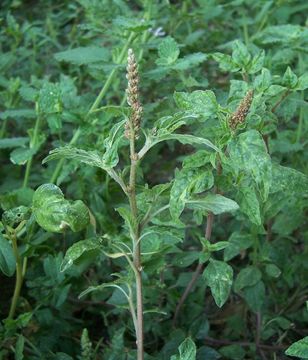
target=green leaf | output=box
[172,53,207,71]
[212,53,239,72]
[186,194,239,215]
[113,16,151,32]
[43,146,106,169]
[10,147,37,165]
[15,334,24,360]
[285,337,308,358]
[283,67,298,89]
[242,280,265,312]
[234,266,262,293]
[54,46,109,65]
[38,82,61,114]
[174,90,219,119]
[248,50,265,74]
[256,24,306,45]
[203,259,233,307]
[61,238,101,272]
[156,37,180,66]
[296,73,308,90]
[32,184,90,233]
[254,68,271,92]
[237,185,261,226]
[232,40,251,68]
[265,264,281,278]
[170,168,214,220]
[0,137,28,149]
[0,109,36,120]
[224,232,253,261]
[0,234,15,277]
[219,345,245,360]
[228,130,272,201]
[102,120,125,168]
[170,338,196,360]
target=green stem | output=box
[50,32,135,184]
[8,232,23,320]
[23,111,42,188]
[0,118,8,138]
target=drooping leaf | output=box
[61,238,101,272]
[203,259,233,307]
[32,184,90,233]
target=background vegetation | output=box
[0,1,307,359]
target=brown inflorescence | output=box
[125,48,143,139]
[229,89,254,130]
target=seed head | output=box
[125,48,142,139]
[229,90,254,130]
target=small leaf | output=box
[10,147,37,165]
[186,194,239,215]
[203,259,233,307]
[156,37,180,66]
[212,53,239,72]
[224,232,253,261]
[32,184,90,233]
[15,334,24,360]
[61,238,101,272]
[285,337,308,358]
[283,67,298,89]
[296,73,308,90]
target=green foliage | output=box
[0,1,307,359]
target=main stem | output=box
[8,232,23,320]
[128,130,144,359]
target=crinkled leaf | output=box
[156,37,180,66]
[32,184,90,233]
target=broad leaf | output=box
[156,37,180,66]
[224,232,253,261]
[203,259,233,307]
[234,266,262,293]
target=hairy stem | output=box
[8,232,23,320]
[50,32,135,183]
[127,122,144,359]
